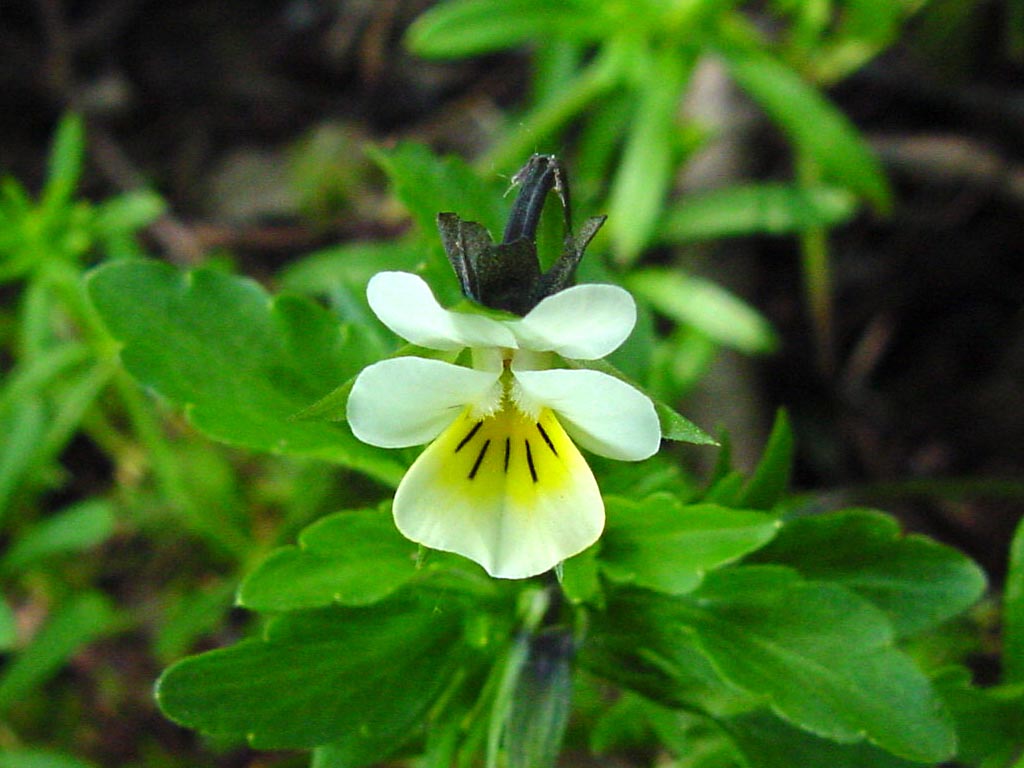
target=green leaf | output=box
[238,507,419,610]
[369,142,508,244]
[722,48,891,210]
[565,356,716,445]
[558,543,601,606]
[737,409,793,510]
[86,259,405,486]
[933,667,1024,767]
[0,397,47,519]
[0,592,118,714]
[627,269,778,355]
[607,50,689,263]
[41,114,85,218]
[600,495,779,594]
[407,0,600,58]
[1003,513,1024,682]
[93,190,165,235]
[0,598,15,651]
[156,596,470,750]
[0,750,100,768]
[753,509,987,638]
[0,499,115,573]
[588,569,957,762]
[658,183,857,242]
[676,567,956,761]
[723,710,920,768]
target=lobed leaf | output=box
[588,568,957,762]
[87,259,405,486]
[600,494,779,594]
[238,508,419,610]
[751,509,987,637]
[156,596,470,750]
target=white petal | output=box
[513,284,636,359]
[347,357,500,448]
[513,368,661,461]
[393,407,604,579]
[367,271,516,350]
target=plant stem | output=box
[796,154,835,375]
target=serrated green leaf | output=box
[238,508,419,610]
[600,495,779,594]
[1003,514,1024,682]
[658,183,857,242]
[0,499,115,573]
[752,509,987,638]
[675,567,956,761]
[627,269,778,355]
[86,259,405,485]
[0,592,118,714]
[406,0,600,59]
[156,596,469,750]
[722,48,890,210]
[738,409,793,510]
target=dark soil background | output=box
[1,0,1023,765]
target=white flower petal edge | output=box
[514,368,661,461]
[347,357,500,448]
[393,409,604,578]
[513,283,636,359]
[367,271,516,350]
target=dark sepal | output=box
[437,212,542,315]
[437,154,605,316]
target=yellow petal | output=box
[393,406,603,579]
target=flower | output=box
[347,270,661,579]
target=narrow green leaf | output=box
[1004,513,1024,682]
[600,495,779,594]
[738,409,793,510]
[658,183,857,242]
[86,259,405,485]
[0,598,15,651]
[607,50,689,263]
[41,114,85,217]
[752,509,987,638]
[407,0,599,58]
[238,508,419,610]
[723,49,891,210]
[0,592,117,713]
[93,190,165,235]
[0,397,47,519]
[628,269,778,355]
[156,596,469,750]
[155,581,236,663]
[0,750,100,768]
[0,499,115,573]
